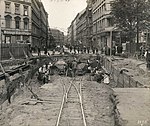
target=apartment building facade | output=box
[86,0,93,48]
[67,25,72,45]
[0,0,32,44]
[76,9,87,47]
[67,14,78,46]
[50,28,64,46]
[31,0,48,48]
[92,0,119,49]
[67,4,93,48]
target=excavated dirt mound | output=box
[82,79,117,126]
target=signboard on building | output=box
[3,30,31,35]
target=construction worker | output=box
[72,58,77,77]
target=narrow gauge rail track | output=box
[56,77,87,126]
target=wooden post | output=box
[122,74,124,88]
[129,76,131,88]
[0,63,5,73]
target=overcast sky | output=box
[41,0,87,34]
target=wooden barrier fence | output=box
[102,56,143,88]
[0,43,29,60]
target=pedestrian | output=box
[44,46,47,55]
[74,46,76,54]
[83,46,86,53]
[77,47,80,54]
[52,49,55,55]
[96,48,98,54]
[92,48,95,54]
[70,46,72,53]
[103,73,110,85]
[87,47,90,54]
[112,46,116,56]
[37,47,41,56]
[117,45,123,54]
[81,47,83,54]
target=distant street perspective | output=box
[0,0,150,126]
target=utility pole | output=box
[0,15,1,61]
[110,30,112,57]
[136,1,139,52]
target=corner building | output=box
[0,0,32,43]
[92,0,119,50]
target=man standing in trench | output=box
[72,58,77,77]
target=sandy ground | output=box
[113,88,150,126]
[0,75,117,126]
[82,77,116,126]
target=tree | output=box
[111,0,150,53]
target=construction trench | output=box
[0,54,149,126]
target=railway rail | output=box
[56,77,87,126]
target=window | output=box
[5,15,12,28]
[24,21,28,30]
[15,4,20,14]
[23,36,29,43]
[24,18,29,30]
[16,35,21,41]
[5,36,11,43]
[24,6,28,16]
[5,2,11,12]
[16,20,20,29]
[15,16,21,29]
[107,18,114,27]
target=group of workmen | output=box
[38,62,53,84]
[37,56,110,85]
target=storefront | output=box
[2,30,31,44]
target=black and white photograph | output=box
[0,0,150,126]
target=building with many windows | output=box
[31,0,48,48]
[76,9,87,47]
[50,28,64,46]
[92,0,119,50]
[86,0,93,48]
[67,5,93,48]
[0,0,32,43]
[67,24,72,46]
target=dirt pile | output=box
[82,80,119,126]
